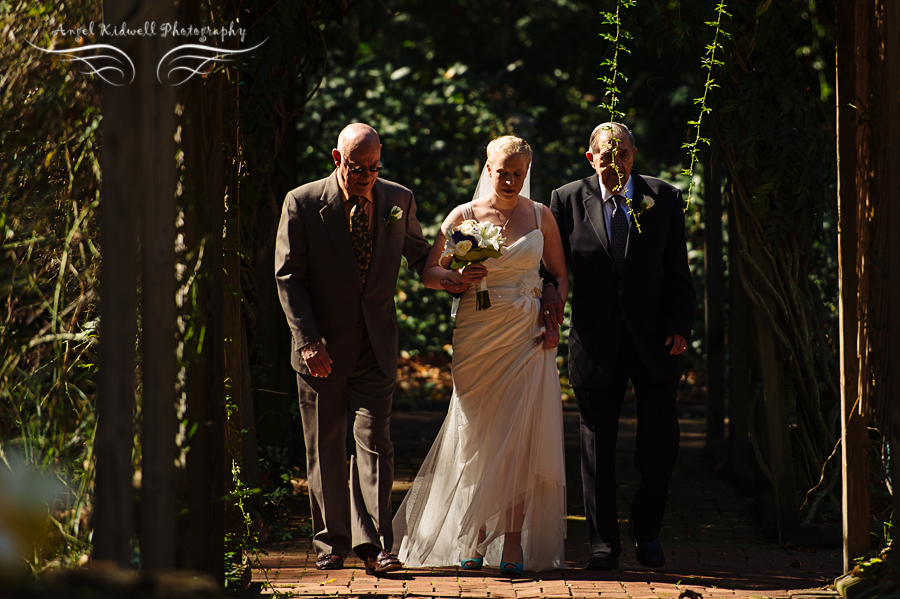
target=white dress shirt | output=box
[598,174,634,238]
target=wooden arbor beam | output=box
[836,0,868,572]
[139,4,177,570]
[883,0,900,558]
[94,0,142,564]
[727,192,753,480]
[175,0,226,578]
[95,0,179,568]
[704,149,725,444]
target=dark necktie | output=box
[348,195,373,285]
[609,195,628,273]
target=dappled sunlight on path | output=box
[252,409,842,598]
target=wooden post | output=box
[727,191,753,478]
[885,0,900,566]
[837,0,869,572]
[94,0,141,567]
[893,425,900,566]
[177,68,227,582]
[139,18,177,570]
[704,149,725,442]
[241,327,262,512]
[224,69,244,540]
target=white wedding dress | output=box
[393,201,567,572]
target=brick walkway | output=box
[251,406,843,598]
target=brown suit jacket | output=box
[275,171,432,379]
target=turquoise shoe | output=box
[460,556,484,571]
[500,561,523,576]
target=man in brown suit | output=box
[275,123,441,575]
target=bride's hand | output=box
[437,265,485,294]
[459,263,488,284]
[535,328,560,350]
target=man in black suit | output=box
[541,122,695,570]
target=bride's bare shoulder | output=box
[469,197,491,211]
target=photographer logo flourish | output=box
[28,20,266,86]
[26,41,135,86]
[156,40,268,85]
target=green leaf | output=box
[755,0,772,17]
[753,179,777,199]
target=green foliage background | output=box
[288,0,720,380]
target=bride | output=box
[392,135,569,574]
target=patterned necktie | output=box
[348,195,373,285]
[609,195,628,273]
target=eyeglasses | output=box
[342,157,385,174]
[595,149,633,163]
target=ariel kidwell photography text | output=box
[31,19,264,86]
[50,20,248,43]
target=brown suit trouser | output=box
[297,331,395,559]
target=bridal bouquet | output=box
[441,219,506,310]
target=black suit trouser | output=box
[297,329,395,560]
[574,330,680,557]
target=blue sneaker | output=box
[629,524,665,568]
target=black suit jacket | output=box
[550,173,696,387]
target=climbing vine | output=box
[597,0,635,121]
[681,0,731,210]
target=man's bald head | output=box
[337,123,381,155]
[333,123,383,199]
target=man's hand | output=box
[540,285,565,331]
[301,341,333,377]
[666,334,688,355]
[535,328,561,350]
[440,278,469,294]
[438,263,487,295]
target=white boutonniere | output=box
[385,205,403,227]
[640,196,655,212]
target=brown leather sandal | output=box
[315,553,344,570]
[363,550,402,576]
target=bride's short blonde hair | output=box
[486,135,533,164]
